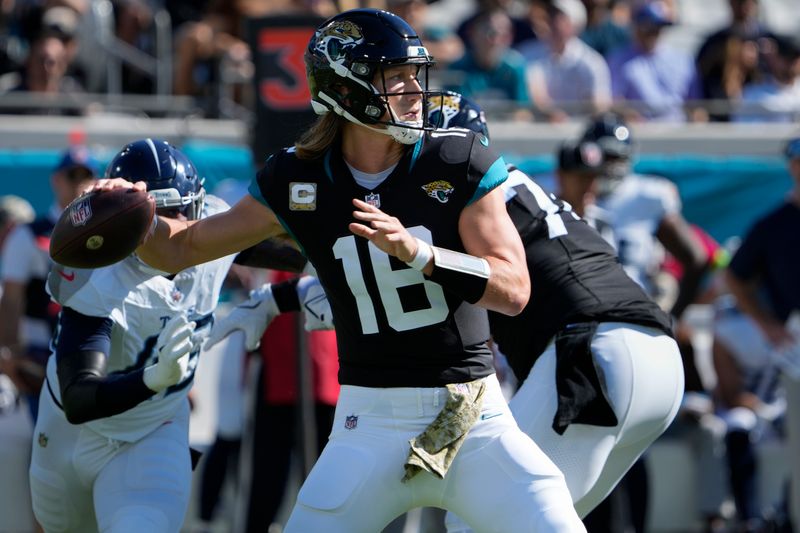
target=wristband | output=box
[405,238,434,271]
[428,246,491,304]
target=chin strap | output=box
[316,92,424,145]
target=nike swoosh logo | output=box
[57,270,75,282]
[239,301,262,310]
[480,413,502,420]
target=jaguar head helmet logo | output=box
[315,21,364,65]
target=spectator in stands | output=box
[164,0,212,31]
[734,33,800,123]
[695,0,766,121]
[387,0,463,68]
[522,0,611,122]
[607,1,700,122]
[456,0,536,50]
[0,24,85,114]
[446,8,530,113]
[579,0,631,59]
[697,30,762,122]
[173,0,336,115]
[725,136,800,533]
[111,0,155,94]
[0,145,97,422]
[173,0,257,113]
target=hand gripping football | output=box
[49,188,155,269]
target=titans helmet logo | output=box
[421,180,455,203]
[315,20,364,65]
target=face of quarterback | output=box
[373,64,423,127]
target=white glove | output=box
[143,314,196,392]
[297,276,334,331]
[205,283,279,352]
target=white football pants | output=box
[284,373,586,533]
[446,323,684,531]
[29,387,192,533]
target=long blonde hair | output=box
[294,113,343,160]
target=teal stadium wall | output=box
[0,144,792,244]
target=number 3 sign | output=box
[248,15,326,158]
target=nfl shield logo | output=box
[344,414,358,430]
[69,197,92,226]
[364,193,380,208]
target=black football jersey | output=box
[490,168,673,380]
[250,129,506,387]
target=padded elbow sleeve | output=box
[57,350,155,424]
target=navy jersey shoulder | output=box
[249,135,505,387]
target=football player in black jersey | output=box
[207,91,686,529]
[83,9,586,533]
[432,95,684,529]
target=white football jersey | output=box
[45,195,236,441]
[595,174,681,296]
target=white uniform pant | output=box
[29,387,192,533]
[446,323,683,532]
[284,373,586,533]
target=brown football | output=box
[49,188,155,269]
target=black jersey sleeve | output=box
[234,237,308,272]
[55,307,156,424]
[466,133,508,205]
[248,152,280,209]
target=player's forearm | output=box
[57,350,155,424]
[136,215,197,273]
[475,257,530,316]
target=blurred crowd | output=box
[1,0,799,121]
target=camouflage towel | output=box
[402,379,486,482]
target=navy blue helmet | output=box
[105,138,205,220]
[305,8,435,144]
[427,91,490,138]
[580,112,633,160]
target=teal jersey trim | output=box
[248,179,267,206]
[271,211,306,257]
[324,151,333,182]
[468,156,508,206]
[245,172,306,256]
[409,137,423,172]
